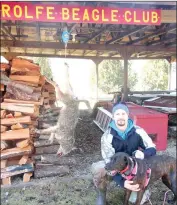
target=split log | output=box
[5,113,14,118]
[12,58,39,71]
[1,73,35,94]
[44,104,51,109]
[41,155,77,165]
[0,84,5,91]
[11,123,24,130]
[34,139,59,147]
[1,128,30,141]
[1,116,31,125]
[44,99,49,104]
[1,125,8,133]
[42,92,49,98]
[14,112,23,117]
[1,163,34,179]
[1,145,33,160]
[19,155,29,165]
[35,145,59,155]
[34,164,69,178]
[10,75,40,84]
[2,177,11,185]
[1,110,6,119]
[43,84,55,90]
[39,75,45,86]
[1,160,7,168]
[1,141,9,150]
[13,80,39,87]
[13,57,33,63]
[6,86,41,101]
[23,172,33,182]
[34,86,42,91]
[4,98,42,105]
[16,139,30,149]
[0,63,10,71]
[1,103,36,114]
[11,66,40,76]
[6,156,30,166]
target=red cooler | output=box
[127,102,168,151]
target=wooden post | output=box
[92,59,102,101]
[118,47,133,102]
[123,57,128,101]
[168,58,172,90]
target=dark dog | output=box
[105,152,176,205]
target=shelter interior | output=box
[1,2,176,61]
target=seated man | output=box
[91,102,156,205]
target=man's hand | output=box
[124,180,140,191]
[133,150,144,159]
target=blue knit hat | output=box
[112,103,129,115]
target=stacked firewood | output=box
[0,58,45,185]
[42,81,57,109]
[0,59,10,102]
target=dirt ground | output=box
[1,110,176,205]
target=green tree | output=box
[32,57,53,79]
[97,60,137,93]
[141,60,169,90]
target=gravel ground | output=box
[1,111,176,205]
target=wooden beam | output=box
[1,52,172,60]
[36,22,41,41]
[1,40,176,53]
[1,25,16,41]
[83,25,112,43]
[106,25,148,44]
[147,36,176,46]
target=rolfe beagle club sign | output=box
[1,2,161,25]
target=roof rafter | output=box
[82,24,112,43]
[1,25,16,41]
[127,24,176,45]
[106,25,148,44]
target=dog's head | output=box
[105,152,131,176]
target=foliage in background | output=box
[141,59,169,90]
[32,57,53,79]
[97,60,137,93]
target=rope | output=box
[162,190,172,205]
[146,190,172,205]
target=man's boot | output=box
[95,187,107,205]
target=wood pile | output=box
[0,57,46,185]
[0,59,10,102]
[1,57,70,182]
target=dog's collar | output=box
[121,158,138,180]
[119,165,130,174]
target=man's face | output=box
[113,109,128,129]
